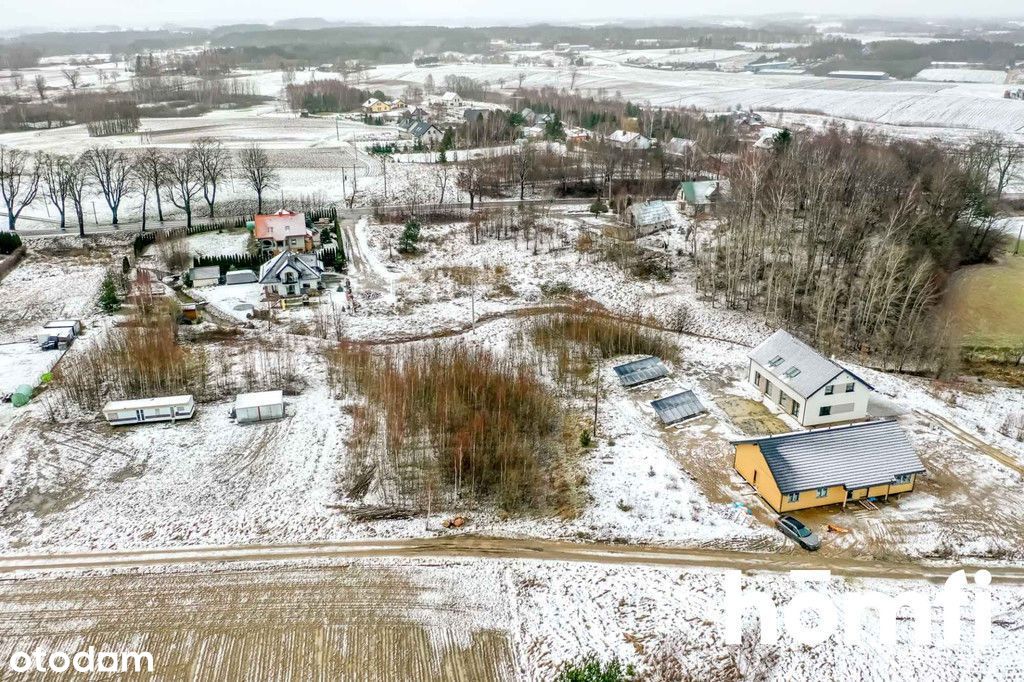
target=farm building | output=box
[254,210,316,255]
[233,390,285,423]
[748,329,872,427]
[102,395,196,426]
[651,391,706,425]
[614,357,669,388]
[189,266,221,287]
[225,269,258,285]
[678,180,727,215]
[828,70,889,80]
[625,201,674,236]
[463,108,489,124]
[732,419,924,512]
[258,251,324,298]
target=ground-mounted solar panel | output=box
[651,390,706,425]
[613,356,669,387]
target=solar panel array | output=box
[613,356,669,387]
[651,391,706,425]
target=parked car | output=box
[776,515,820,551]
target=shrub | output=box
[557,656,635,682]
[397,218,422,254]
[98,274,120,313]
[0,231,22,255]
[579,429,592,448]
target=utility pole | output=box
[592,363,601,439]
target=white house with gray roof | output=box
[258,251,323,298]
[748,329,872,427]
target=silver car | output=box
[776,515,821,551]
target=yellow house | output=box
[732,419,924,513]
[362,98,392,114]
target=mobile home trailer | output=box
[102,395,196,426]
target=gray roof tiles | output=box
[734,419,925,493]
[749,329,869,399]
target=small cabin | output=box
[233,390,285,423]
[102,395,196,426]
[190,266,221,288]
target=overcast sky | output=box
[6,1,1023,30]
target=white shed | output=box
[190,266,221,287]
[44,319,83,336]
[225,269,258,285]
[102,395,196,426]
[233,390,285,423]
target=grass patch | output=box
[946,256,1024,349]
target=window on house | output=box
[824,385,834,395]
[816,487,828,498]
[786,492,800,503]
[819,406,832,417]
[791,401,800,417]
[783,367,801,379]
[893,473,912,484]
[845,383,855,393]
[767,355,785,368]
[754,371,762,384]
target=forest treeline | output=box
[696,129,1008,370]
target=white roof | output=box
[44,319,80,328]
[103,395,194,412]
[234,390,284,410]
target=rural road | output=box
[2,535,1020,582]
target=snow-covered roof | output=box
[441,91,461,101]
[254,210,308,241]
[665,138,697,156]
[749,329,871,400]
[362,98,381,107]
[234,390,283,410]
[258,251,323,284]
[190,266,221,280]
[103,395,194,412]
[627,200,673,227]
[679,180,725,205]
[608,130,641,144]
[733,420,925,493]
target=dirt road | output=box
[917,408,1024,475]
[4,535,1022,582]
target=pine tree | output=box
[397,218,421,254]
[99,275,120,313]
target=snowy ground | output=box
[0,343,62,395]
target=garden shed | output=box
[233,390,285,423]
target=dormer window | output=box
[783,367,801,379]
[767,356,785,368]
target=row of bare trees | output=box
[0,140,279,234]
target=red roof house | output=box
[253,210,315,254]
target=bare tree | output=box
[433,160,453,205]
[38,153,74,230]
[994,140,1024,200]
[237,142,278,214]
[456,161,483,210]
[0,146,40,231]
[136,147,167,222]
[84,146,133,226]
[61,68,81,89]
[193,137,230,218]
[11,73,24,90]
[164,148,203,228]
[33,74,46,100]
[569,64,580,91]
[66,157,93,237]
[512,143,536,201]
[131,153,154,231]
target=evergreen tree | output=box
[397,218,421,254]
[99,274,120,313]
